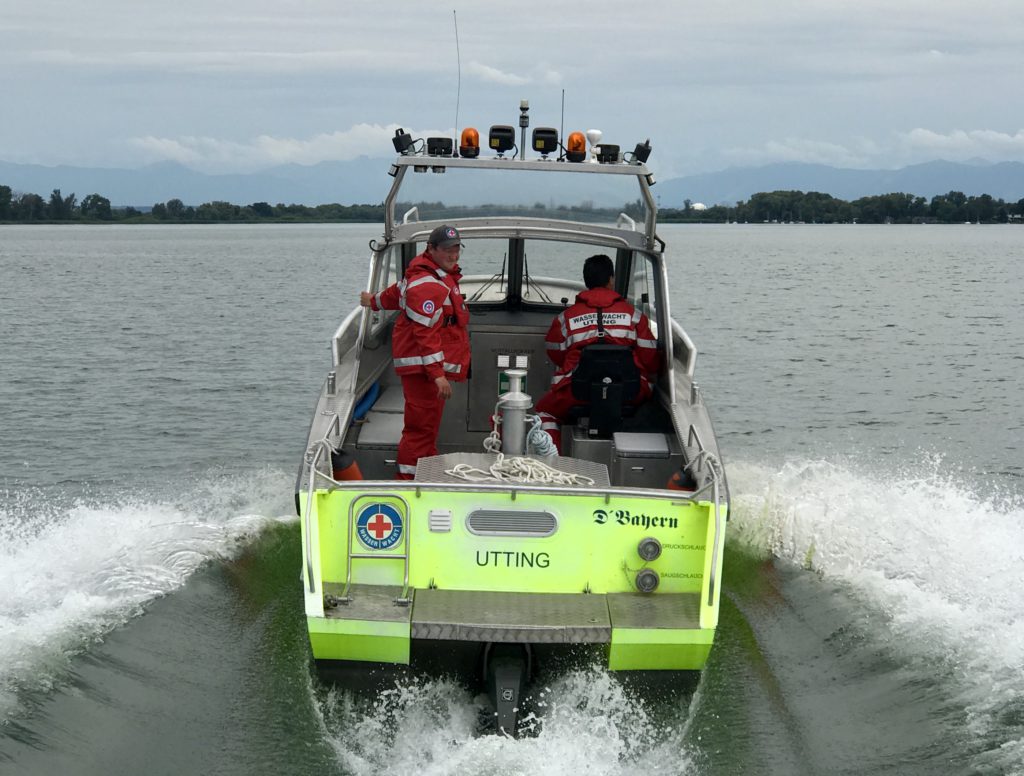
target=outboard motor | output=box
[497,368,532,455]
[483,643,530,736]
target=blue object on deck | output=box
[352,381,381,421]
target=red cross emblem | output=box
[366,512,393,539]
[356,502,403,550]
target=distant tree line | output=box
[661,190,1024,224]
[2,183,1023,225]
[0,185,387,223]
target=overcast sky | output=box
[4,0,1023,178]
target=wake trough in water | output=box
[316,668,698,776]
[728,456,1024,773]
[0,468,296,722]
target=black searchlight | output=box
[392,128,415,154]
[532,127,558,159]
[596,143,620,163]
[427,137,454,157]
[631,139,652,164]
[488,125,515,157]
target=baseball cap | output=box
[428,224,462,248]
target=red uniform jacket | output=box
[544,286,661,389]
[370,252,471,381]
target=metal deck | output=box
[323,584,703,642]
[411,589,612,643]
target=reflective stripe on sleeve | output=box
[394,351,444,368]
[398,463,418,475]
[637,338,658,349]
[402,307,434,326]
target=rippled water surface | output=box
[1,223,1022,775]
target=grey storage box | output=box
[564,425,613,470]
[611,432,675,489]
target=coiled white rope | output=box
[446,452,596,486]
[447,403,592,485]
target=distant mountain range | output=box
[2,158,1022,208]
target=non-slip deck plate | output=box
[606,592,701,630]
[323,583,411,623]
[411,589,611,643]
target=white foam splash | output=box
[318,668,698,776]
[727,456,1024,772]
[0,468,295,721]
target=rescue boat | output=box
[296,114,729,735]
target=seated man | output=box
[536,253,661,451]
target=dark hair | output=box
[583,254,614,289]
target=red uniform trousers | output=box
[396,373,445,480]
[535,377,652,453]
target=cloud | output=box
[466,62,529,86]
[27,47,425,75]
[723,138,874,168]
[898,128,1024,161]
[130,123,456,171]
[718,128,1024,171]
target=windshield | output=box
[422,237,658,311]
[395,166,650,226]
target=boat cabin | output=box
[317,156,718,494]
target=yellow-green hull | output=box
[300,479,726,672]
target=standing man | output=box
[535,253,661,451]
[360,225,470,479]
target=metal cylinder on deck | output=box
[499,369,533,456]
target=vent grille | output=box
[429,509,452,532]
[466,510,557,537]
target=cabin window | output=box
[626,252,659,338]
[519,241,590,306]
[459,238,512,304]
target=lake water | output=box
[1,223,1022,775]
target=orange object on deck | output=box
[331,449,363,481]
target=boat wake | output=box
[0,468,295,723]
[315,667,700,776]
[727,455,1024,773]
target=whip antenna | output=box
[558,88,565,161]
[453,10,461,144]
